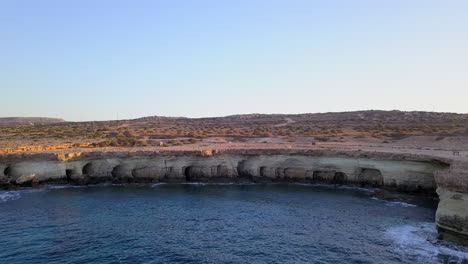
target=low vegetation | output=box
[1,110,467,151]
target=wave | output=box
[371,197,417,207]
[151,183,167,187]
[46,183,129,189]
[0,188,46,203]
[292,183,377,193]
[0,191,21,203]
[45,185,89,190]
[181,182,257,186]
[333,184,377,193]
[386,223,468,263]
[150,182,259,187]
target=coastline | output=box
[1,144,467,246]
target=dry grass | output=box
[1,110,468,151]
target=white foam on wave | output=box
[0,188,46,203]
[335,185,377,193]
[151,183,167,187]
[0,191,21,203]
[386,223,468,263]
[294,183,376,193]
[184,182,245,186]
[47,183,123,189]
[178,182,258,186]
[371,197,417,207]
[387,201,417,207]
[46,185,88,190]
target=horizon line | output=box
[1,109,467,123]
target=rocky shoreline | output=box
[0,148,467,246]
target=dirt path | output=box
[275,118,296,127]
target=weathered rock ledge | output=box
[0,148,467,246]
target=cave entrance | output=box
[312,171,347,184]
[184,166,193,181]
[4,166,11,177]
[357,168,384,187]
[312,171,335,183]
[82,163,92,176]
[111,165,121,178]
[333,172,347,184]
[65,169,73,182]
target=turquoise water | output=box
[0,184,467,264]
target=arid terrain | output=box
[1,110,468,246]
[1,110,468,157]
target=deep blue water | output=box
[0,184,467,264]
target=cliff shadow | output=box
[184,165,211,182]
[4,166,11,177]
[111,165,120,179]
[313,170,348,184]
[111,165,134,183]
[65,169,74,182]
[184,166,193,182]
[357,168,384,187]
[82,163,92,176]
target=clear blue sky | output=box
[1,0,467,121]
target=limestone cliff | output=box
[0,149,448,190]
[1,148,467,246]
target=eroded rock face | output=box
[436,188,468,246]
[0,154,445,191]
[357,168,384,187]
[185,165,236,182]
[15,173,38,186]
[2,151,465,245]
[132,166,168,181]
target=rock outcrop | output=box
[434,161,468,246]
[15,173,38,186]
[436,188,468,246]
[0,152,446,190]
[1,148,467,245]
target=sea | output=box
[0,183,467,264]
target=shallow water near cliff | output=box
[0,184,467,264]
